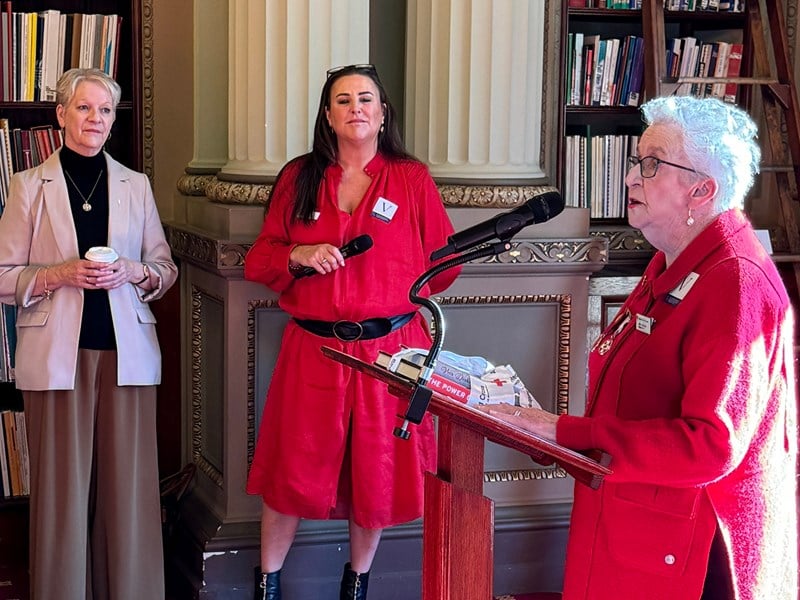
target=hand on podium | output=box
[475,403,559,442]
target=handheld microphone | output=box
[430,190,565,261]
[293,234,374,278]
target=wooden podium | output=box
[322,347,611,600]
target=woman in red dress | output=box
[245,64,459,600]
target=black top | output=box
[60,145,116,350]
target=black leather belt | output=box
[294,312,416,342]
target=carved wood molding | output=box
[142,0,154,180]
[165,225,249,270]
[190,285,224,487]
[166,224,606,272]
[189,177,562,209]
[246,298,281,466]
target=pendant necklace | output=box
[64,168,104,212]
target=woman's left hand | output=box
[88,257,141,290]
[474,403,559,442]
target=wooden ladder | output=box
[642,0,800,290]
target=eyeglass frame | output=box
[627,155,707,179]
[326,63,377,78]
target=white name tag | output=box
[636,314,655,335]
[371,197,398,223]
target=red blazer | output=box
[558,209,797,599]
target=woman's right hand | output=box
[289,243,345,276]
[46,259,115,291]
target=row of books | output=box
[568,1,643,7]
[564,133,638,219]
[665,0,744,11]
[666,38,743,102]
[0,4,123,103]
[568,0,744,9]
[0,121,63,213]
[565,33,645,107]
[0,410,29,498]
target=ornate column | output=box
[189,0,228,174]
[406,0,548,181]
[176,0,229,199]
[221,0,369,180]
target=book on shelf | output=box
[591,38,606,106]
[625,37,644,106]
[710,41,731,99]
[13,411,28,496]
[723,43,743,103]
[0,418,9,497]
[2,411,19,497]
[582,44,594,106]
[0,410,28,498]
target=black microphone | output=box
[430,190,565,261]
[293,234,374,278]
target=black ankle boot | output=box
[254,566,281,600]
[339,562,370,600]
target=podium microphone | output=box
[430,190,564,261]
[293,234,374,278]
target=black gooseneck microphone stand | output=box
[392,240,512,440]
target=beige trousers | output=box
[24,349,165,600]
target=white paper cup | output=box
[85,246,119,264]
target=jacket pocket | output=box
[136,307,157,324]
[16,310,48,327]
[603,485,699,577]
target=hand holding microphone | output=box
[292,234,374,278]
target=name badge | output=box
[371,197,398,223]
[635,314,655,335]
[665,272,699,305]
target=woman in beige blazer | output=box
[0,68,177,600]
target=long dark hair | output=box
[290,64,415,223]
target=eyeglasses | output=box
[627,155,704,179]
[326,63,377,78]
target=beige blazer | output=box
[0,149,178,390]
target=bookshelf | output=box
[559,0,757,270]
[0,0,142,172]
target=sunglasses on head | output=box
[326,63,377,78]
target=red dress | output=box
[557,209,797,599]
[244,153,458,528]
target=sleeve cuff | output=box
[556,414,596,451]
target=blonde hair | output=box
[55,68,121,110]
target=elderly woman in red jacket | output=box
[485,96,797,600]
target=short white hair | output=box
[640,96,760,211]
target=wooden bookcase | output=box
[0,0,142,171]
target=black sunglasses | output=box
[326,63,377,78]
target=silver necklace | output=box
[64,169,104,212]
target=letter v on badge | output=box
[665,271,700,306]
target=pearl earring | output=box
[686,208,695,227]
